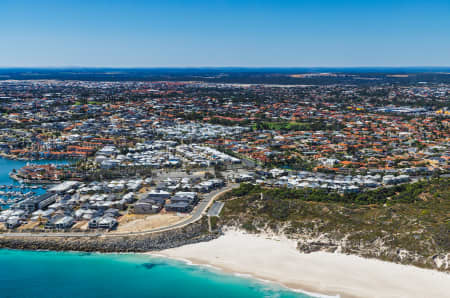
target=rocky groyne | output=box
[0,220,219,252]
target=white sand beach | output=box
[155,230,450,298]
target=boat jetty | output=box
[0,184,41,206]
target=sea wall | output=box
[0,220,219,252]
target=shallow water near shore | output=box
[0,249,313,298]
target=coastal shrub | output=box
[230,178,448,206]
[231,183,261,197]
[241,221,257,232]
[209,217,219,230]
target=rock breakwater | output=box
[0,220,219,252]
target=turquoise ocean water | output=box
[0,249,312,298]
[0,157,312,298]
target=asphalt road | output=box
[0,184,237,238]
[207,201,225,217]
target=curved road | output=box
[0,184,237,238]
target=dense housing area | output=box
[0,74,448,270]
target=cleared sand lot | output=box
[114,213,189,233]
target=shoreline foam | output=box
[148,252,335,298]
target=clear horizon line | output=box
[1,65,450,69]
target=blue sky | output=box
[1,0,449,67]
